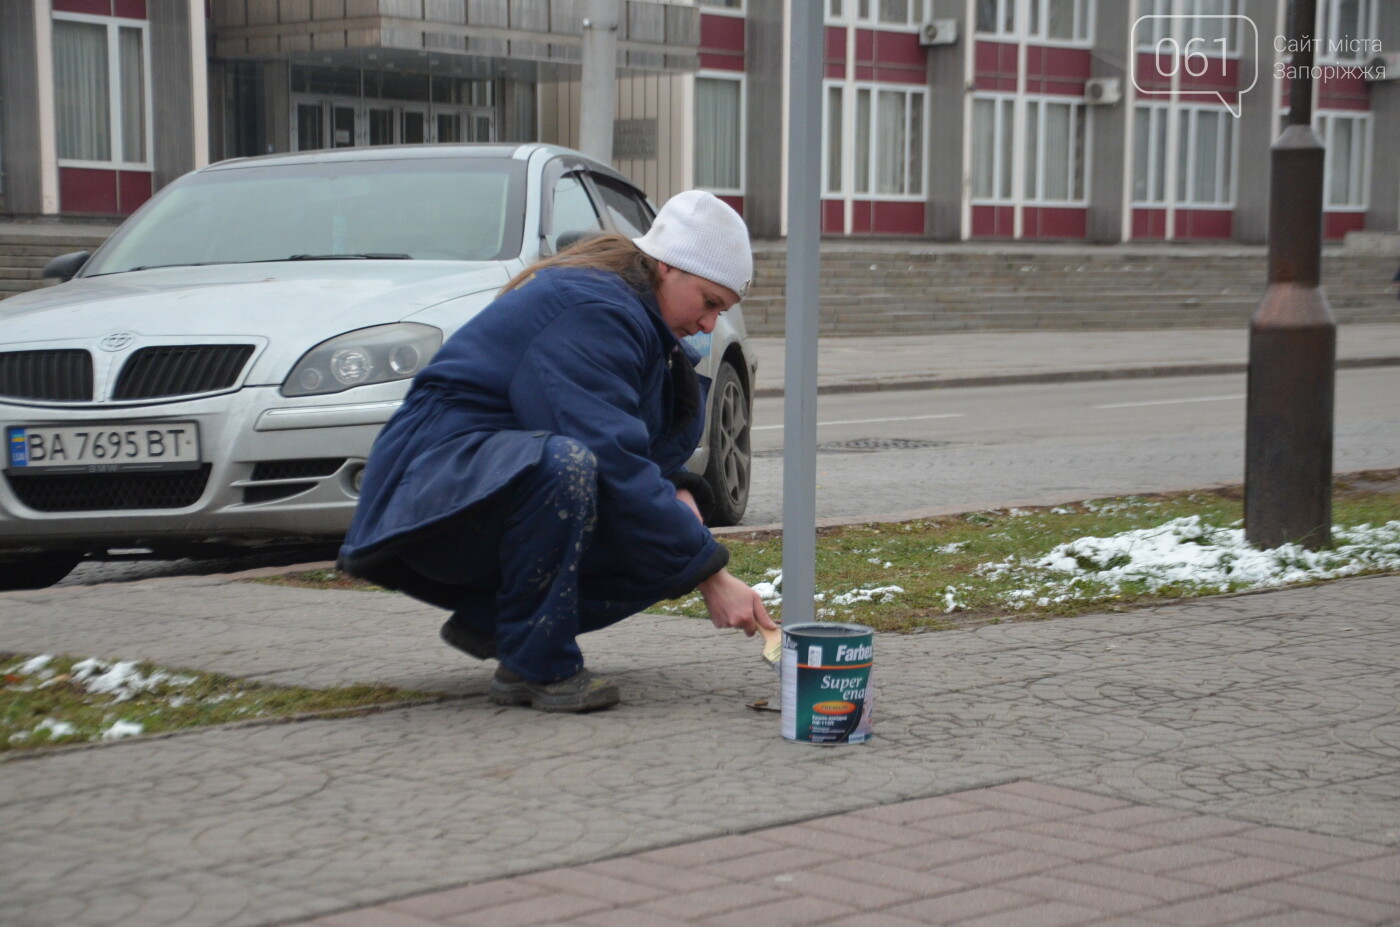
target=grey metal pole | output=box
[1244,0,1336,551]
[579,0,619,162]
[781,2,823,625]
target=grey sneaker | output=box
[439,619,496,660]
[488,666,620,713]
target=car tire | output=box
[0,554,82,590]
[702,361,751,527]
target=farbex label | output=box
[781,624,874,745]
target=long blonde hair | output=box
[501,232,660,295]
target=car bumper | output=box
[0,384,406,555]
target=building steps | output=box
[744,243,1399,334]
[0,227,116,300]
[2,226,1396,333]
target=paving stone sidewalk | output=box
[3,572,1399,926]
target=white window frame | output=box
[1135,102,1235,208]
[1134,0,1241,56]
[976,0,1094,45]
[826,0,934,29]
[698,0,745,16]
[1131,102,1170,206]
[1317,110,1372,210]
[822,81,845,197]
[694,70,746,196]
[970,93,1017,204]
[52,12,153,171]
[1022,96,1089,205]
[847,82,927,199]
[975,0,1019,38]
[1316,0,1379,63]
[1173,104,1235,208]
[1027,0,1094,46]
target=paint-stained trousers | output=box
[400,435,653,684]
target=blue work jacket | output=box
[338,267,728,608]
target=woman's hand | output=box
[675,487,703,523]
[696,568,778,636]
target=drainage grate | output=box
[755,438,950,457]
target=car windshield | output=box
[84,156,527,275]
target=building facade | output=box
[1,0,1396,243]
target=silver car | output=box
[0,144,756,589]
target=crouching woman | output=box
[337,190,776,712]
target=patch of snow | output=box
[18,655,54,674]
[100,720,144,741]
[984,517,1400,608]
[35,718,78,739]
[72,659,170,702]
[829,585,905,606]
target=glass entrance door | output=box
[332,104,356,147]
[294,102,324,151]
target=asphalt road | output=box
[59,367,1400,583]
[738,367,1400,527]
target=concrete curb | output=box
[752,354,1400,399]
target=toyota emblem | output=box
[99,332,135,351]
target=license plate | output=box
[6,423,201,473]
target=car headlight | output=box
[282,323,442,397]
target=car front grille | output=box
[113,345,256,400]
[6,465,211,511]
[0,350,94,401]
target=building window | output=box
[825,85,844,194]
[1317,112,1371,209]
[1133,104,1235,207]
[1175,106,1233,206]
[973,95,1086,205]
[1136,0,1240,54]
[1132,105,1169,204]
[1317,0,1378,62]
[699,0,744,9]
[978,0,1092,43]
[828,0,933,27]
[695,74,743,193]
[1029,0,1092,42]
[841,86,924,196]
[1024,98,1086,203]
[52,15,149,166]
[976,0,1018,37]
[972,96,1015,201]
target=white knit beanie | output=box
[633,190,753,299]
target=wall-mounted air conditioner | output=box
[918,19,958,46]
[1365,52,1399,81]
[1085,77,1123,105]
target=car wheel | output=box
[0,554,82,590]
[703,361,751,527]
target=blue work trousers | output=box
[401,436,654,683]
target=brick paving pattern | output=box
[3,574,1399,926]
[289,782,1400,927]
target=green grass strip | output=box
[2,653,429,754]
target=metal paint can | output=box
[780,622,874,745]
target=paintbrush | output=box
[758,623,781,670]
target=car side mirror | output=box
[42,250,90,282]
